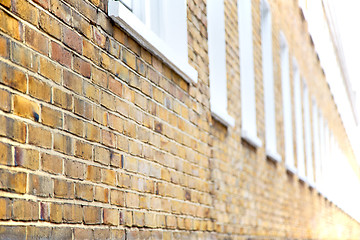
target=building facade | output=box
[0,0,359,239]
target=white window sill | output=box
[241,129,262,148]
[298,174,308,183]
[108,0,198,84]
[307,180,315,189]
[285,164,297,175]
[211,108,235,128]
[266,149,282,163]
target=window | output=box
[261,0,280,161]
[207,0,235,127]
[303,82,314,186]
[312,99,321,187]
[293,60,305,180]
[239,0,261,147]
[108,0,198,83]
[280,33,295,172]
[318,112,325,194]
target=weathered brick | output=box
[133,211,145,227]
[94,229,111,240]
[122,48,136,70]
[26,226,52,240]
[0,88,11,112]
[127,38,141,56]
[73,11,92,39]
[41,153,63,174]
[93,105,107,126]
[50,0,71,24]
[51,228,73,240]
[91,65,107,88]
[63,26,82,53]
[39,56,62,84]
[83,80,100,102]
[39,11,61,39]
[83,206,101,225]
[13,199,38,221]
[101,129,116,148]
[65,159,85,180]
[0,35,10,58]
[64,114,84,137]
[25,26,48,55]
[11,41,33,70]
[94,186,108,203]
[41,105,63,128]
[28,124,52,148]
[73,57,91,80]
[103,208,119,226]
[108,38,120,58]
[63,69,83,94]
[100,91,116,111]
[33,0,49,9]
[0,61,27,93]
[108,76,122,97]
[94,146,110,165]
[50,202,63,223]
[14,147,39,170]
[51,41,71,67]
[101,168,116,186]
[0,198,11,220]
[74,228,94,239]
[108,113,123,134]
[53,132,73,155]
[29,76,51,102]
[110,189,125,207]
[28,173,53,197]
[53,87,73,110]
[85,122,100,142]
[110,151,122,168]
[63,204,82,223]
[75,182,93,201]
[0,8,23,40]
[0,169,27,193]
[93,26,107,49]
[13,94,40,121]
[74,96,93,120]
[54,178,74,199]
[0,141,12,166]
[11,0,38,25]
[113,27,127,45]
[74,139,92,160]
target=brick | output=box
[115,61,130,82]
[122,48,136,70]
[65,159,85,180]
[101,129,116,147]
[73,55,91,78]
[33,0,49,9]
[51,228,72,240]
[13,199,38,221]
[0,0,11,8]
[116,134,129,152]
[83,206,101,224]
[94,146,110,165]
[51,41,71,67]
[92,65,107,88]
[0,61,26,93]
[39,12,61,39]
[39,56,62,84]
[100,91,116,111]
[50,202,63,223]
[28,174,53,197]
[54,179,74,199]
[110,189,125,207]
[108,113,123,133]
[13,95,40,121]
[85,122,100,142]
[63,26,82,53]
[126,192,140,208]
[28,124,52,148]
[108,38,120,58]
[25,26,48,55]
[74,97,93,120]
[104,208,119,226]
[0,88,11,112]
[109,76,123,97]
[75,182,93,201]
[14,147,39,170]
[0,35,10,58]
[133,211,145,227]
[53,87,73,110]
[11,0,38,25]
[83,81,100,102]
[0,141,12,166]
[110,151,122,168]
[93,26,107,49]
[75,139,92,160]
[53,132,73,155]
[113,27,127,45]
[78,0,96,22]
[41,153,63,174]
[29,76,51,102]
[86,165,101,183]
[63,69,83,94]
[41,105,63,128]
[26,226,52,240]
[64,114,84,137]
[93,105,107,126]
[50,0,71,24]
[0,169,27,193]
[0,198,11,220]
[11,41,33,70]
[0,8,23,40]
[73,12,92,39]
[74,228,94,240]
[63,204,82,223]
[101,168,116,186]
[94,186,108,203]
[94,229,111,240]
[127,38,141,56]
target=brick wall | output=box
[0,0,359,239]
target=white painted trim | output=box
[108,0,198,84]
[211,109,235,128]
[266,148,282,163]
[241,129,262,148]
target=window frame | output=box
[303,82,314,186]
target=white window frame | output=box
[303,82,314,186]
[280,33,295,173]
[207,0,235,127]
[239,0,262,148]
[261,0,280,162]
[312,99,321,187]
[108,0,198,84]
[293,60,306,181]
[318,111,325,194]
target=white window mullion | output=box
[280,33,295,172]
[239,0,262,148]
[303,82,314,186]
[207,0,235,127]
[312,99,321,187]
[261,0,280,162]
